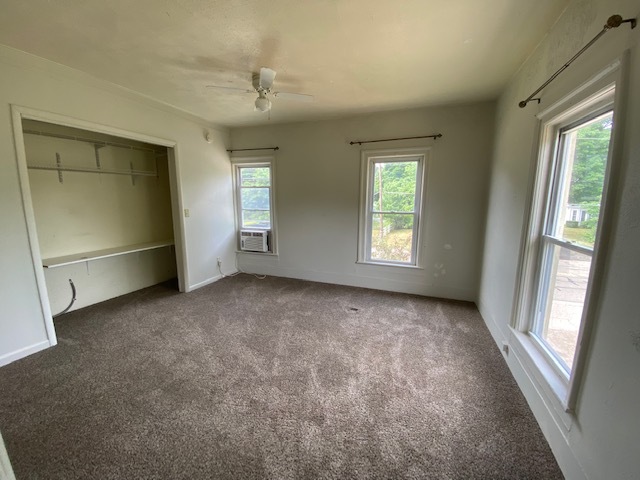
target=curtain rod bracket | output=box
[518,98,541,108]
[610,16,636,29]
[519,14,636,108]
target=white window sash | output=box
[237,165,273,230]
[362,154,424,266]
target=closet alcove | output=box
[22,119,179,316]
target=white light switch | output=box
[184,208,190,218]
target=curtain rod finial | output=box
[519,101,528,108]
[606,14,623,28]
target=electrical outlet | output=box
[217,257,222,266]
[502,341,509,356]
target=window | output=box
[232,158,276,253]
[531,110,613,373]
[515,78,620,409]
[358,149,427,266]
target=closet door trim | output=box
[10,105,186,348]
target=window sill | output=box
[236,250,278,257]
[355,261,423,270]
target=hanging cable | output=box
[218,253,267,280]
[52,279,77,318]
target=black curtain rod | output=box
[519,14,636,108]
[227,147,279,153]
[350,134,442,146]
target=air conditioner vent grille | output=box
[240,230,269,252]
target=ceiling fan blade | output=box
[259,67,277,90]
[273,91,314,102]
[206,85,254,93]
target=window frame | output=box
[512,61,625,413]
[231,156,277,255]
[357,148,429,268]
[530,108,613,378]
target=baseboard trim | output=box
[476,299,586,480]
[0,340,51,367]
[476,299,508,350]
[236,262,475,301]
[0,429,17,480]
[187,272,230,292]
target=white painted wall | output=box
[0,45,236,365]
[231,102,495,301]
[478,0,640,478]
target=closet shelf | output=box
[42,240,174,268]
[23,129,162,154]
[28,164,157,177]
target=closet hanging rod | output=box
[22,129,164,154]
[519,14,636,108]
[349,134,442,145]
[28,164,158,177]
[227,147,279,153]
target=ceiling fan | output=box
[207,67,313,112]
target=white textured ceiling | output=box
[0,0,569,127]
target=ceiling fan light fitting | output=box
[255,95,271,112]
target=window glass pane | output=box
[372,161,417,213]
[241,187,270,211]
[370,213,414,263]
[242,209,271,229]
[240,167,270,187]
[553,112,613,249]
[535,244,592,370]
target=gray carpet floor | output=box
[0,275,563,479]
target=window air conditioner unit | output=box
[240,230,269,252]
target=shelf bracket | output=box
[130,161,136,186]
[94,144,104,170]
[55,152,63,183]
